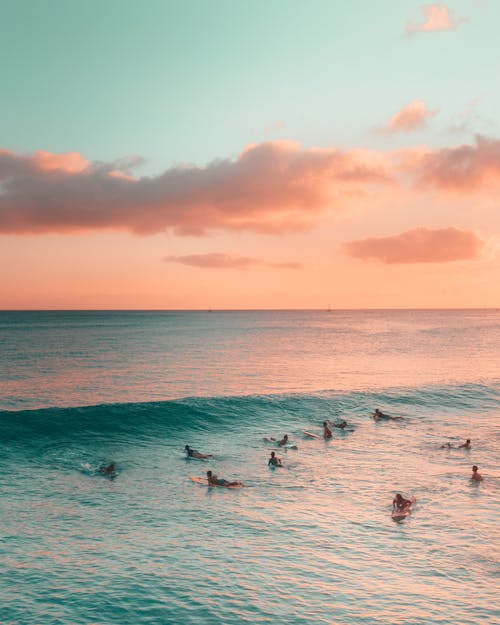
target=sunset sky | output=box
[1,0,499,309]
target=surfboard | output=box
[303,431,321,439]
[190,476,244,488]
[391,509,410,521]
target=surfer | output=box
[322,421,333,439]
[331,419,348,429]
[458,439,471,449]
[99,463,116,476]
[268,451,282,467]
[373,408,403,421]
[185,445,213,459]
[206,470,242,488]
[392,493,412,512]
[471,465,483,481]
[277,434,289,446]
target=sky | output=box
[1,0,499,309]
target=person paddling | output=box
[206,470,242,487]
[99,463,116,476]
[185,445,213,459]
[373,408,403,421]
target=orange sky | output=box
[1,3,499,309]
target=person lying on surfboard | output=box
[373,408,403,421]
[206,470,243,488]
[99,463,116,476]
[185,445,214,459]
[471,465,483,481]
[458,439,471,449]
[392,493,413,512]
[322,421,333,439]
[265,434,298,449]
[268,451,282,467]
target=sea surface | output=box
[0,309,499,625]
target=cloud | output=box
[2,137,499,238]
[263,121,286,134]
[406,4,466,34]
[343,227,484,264]
[384,100,438,133]
[0,142,390,236]
[165,253,301,270]
[411,135,500,191]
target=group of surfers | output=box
[372,412,483,486]
[185,407,484,491]
[392,463,483,513]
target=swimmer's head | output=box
[472,465,478,472]
[207,470,212,477]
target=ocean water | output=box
[0,310,498,625]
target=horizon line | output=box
[0,307,498,313]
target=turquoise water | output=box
[0,310,499,624]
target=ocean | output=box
[0,310,498,625]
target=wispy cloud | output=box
[384,100,438,133]
[263,121,286,135]
[406,4,466,35]
[448,98,497,137]
[0,142,390,236]
[343,227,484,264]
[164,253,301,270]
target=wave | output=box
[1,382,498,450]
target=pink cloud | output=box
[411,135,500,191]
[385,100,437,133]
[0,149,89,178]
[2,137,499,238]
[406,4,466,34]
[0,142,390,236]
[32,151,89,174]
[166,253,261,269]
[165,253,301,270]
[343,227,484,264]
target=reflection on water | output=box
[1,309,499,410]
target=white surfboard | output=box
[303,430,321,439]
